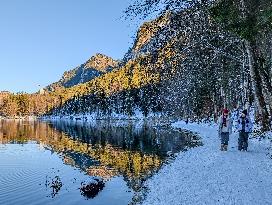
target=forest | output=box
[0,0,271,131]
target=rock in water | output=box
[80,178,105,199]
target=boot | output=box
[224,145,228,151]
[220,144,224,151]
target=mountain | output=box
[46,12,173,94]
[48,7,247,119]
[124,11,172,62]
[46,53,119,92]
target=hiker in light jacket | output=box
[218,109,233,151]
[236,109,253,151]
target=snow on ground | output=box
[141,121,272,205]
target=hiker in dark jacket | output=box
[236,109,253,151]
[218,109,233,151]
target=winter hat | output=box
[223,109,229,114]
[242,109,248,115]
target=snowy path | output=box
[141,122,272,205]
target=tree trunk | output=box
[259,65,272,117]
[245,40,270,131]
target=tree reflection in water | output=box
[0,119,198,195]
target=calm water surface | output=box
[0,119,196,205]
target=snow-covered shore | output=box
[40,111,169,128]
[141,121,272,205]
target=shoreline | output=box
[139,121,272,205]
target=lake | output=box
[0,119,198,205]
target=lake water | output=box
[0,119,198,205]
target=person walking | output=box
[236,109,253,151]
[218,109,233,151]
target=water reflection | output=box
[0,119,197,204]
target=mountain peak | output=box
[133,11,172,52]
[85,53,119,72]
[45,53,119,91]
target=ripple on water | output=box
[0,163,48,202]
[0,144,52,204]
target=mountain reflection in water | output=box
[0,119,197,204]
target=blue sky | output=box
[0,0,137,93]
